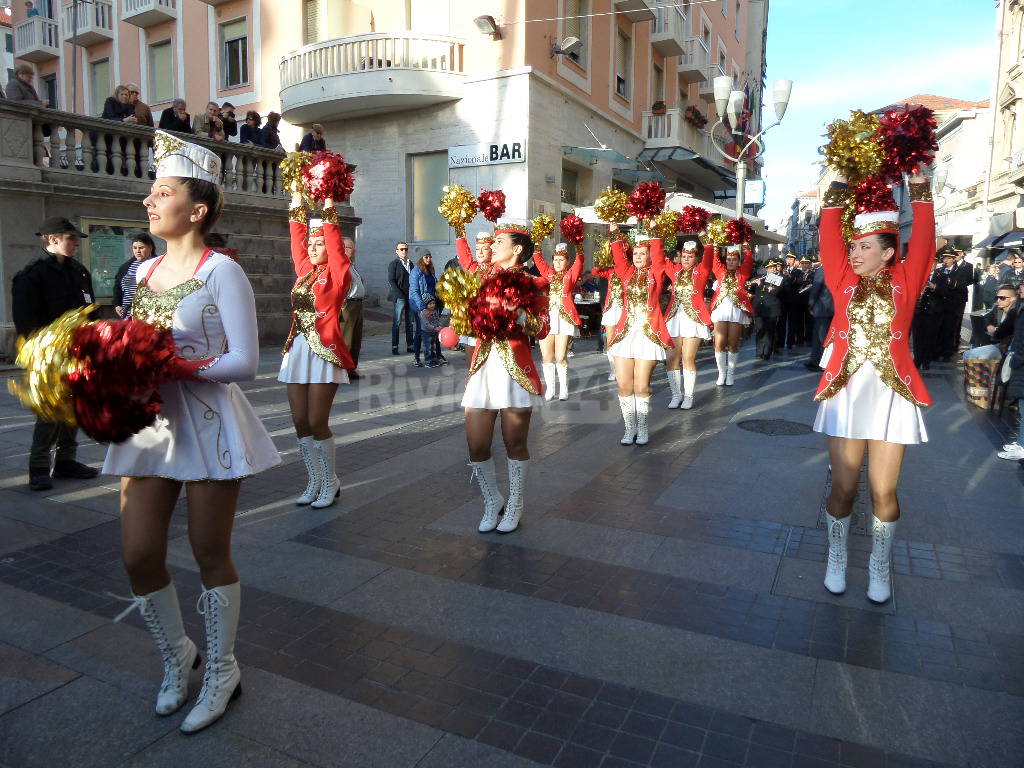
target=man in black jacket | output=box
[804,260,834,369]
[750,258,790,360]
[387,241,417,354]
[11,217,100,490]
[947,249,973,357]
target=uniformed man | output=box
[750,258,790,359]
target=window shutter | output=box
[304,0,320,45]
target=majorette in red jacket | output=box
[710,247,754,316]
[591,264,624,316]
[283,205,354,370]
[651,242,714,327]
[532,246,584,327]
[814,183,934,407]
[456,236,498,279]
[608,236,673,349]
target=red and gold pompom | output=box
[469,270,547,341]
[725,218,754,245]
[877,105,938,181]
[477,188,506,223]
[626,181,666,222]
[853,176,897,213]
[679,205,713,234]
[560,214,585,244]
[301,151,355,202]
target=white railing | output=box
[643,107,711,154]
[1010,148,1024,171]
[62,0,115,39]
[123,0,176,17]
[280,32,465,90]
[652,4,685,35]
[679,37,709,75]
[14,16,60,57]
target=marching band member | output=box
[815,172,933,605]
[607,229,673,445]
[279,192,353,509]
[457,231,495,363]
[710,243,754,385]
[592,255,625,382]
[103,131,279,733]
[653,240,712,409]
[534,242,584,400]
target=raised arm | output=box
[695,244,714,288]
[532,247,553,279]
[818,184,852,295]
[610,233,630,278]
[739,248,755,282]
[650,237,681,278]
[457,236,475,271]
[321,201,352,289]
[288,194,312,277]
[904,181,936,295]
[569,245,585,284]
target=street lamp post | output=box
[708,76,793,218]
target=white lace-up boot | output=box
[295,436,321,506]
[542,363,556,401]
[557,364,569,401]
[497,459,528,533]
[311,438,340,508]
[867,518,897,604]
[823,513,851,595]
[681,369,696,410]
[469,459,505,532]
[618,395,637,445]
[725,351,738,386]
[715,351,727,385]
[666,369,682,409]
[635,396,652,445]
[180,583,241,734]
[114,582,199,716]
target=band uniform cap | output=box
[475,231,494,242]
[35,217,87,238]
[852,210,899,240]
[725,244,741,254]
[494,219,531,237]
[799,256,812,263]
[153,130,222,185]
[681,240,698,252]
[765,258,783,268]
[554,243,568,252]
[308,218,324,236]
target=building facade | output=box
[785,189,818,258]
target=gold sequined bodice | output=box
[669,268,702,323]
[282,267,342,366]
[714,271,741,309]
[608,273,623,308]
[548,271,577,325]
[625,269,650,319]
[132,278,203,330]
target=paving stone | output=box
[0,641,79,716]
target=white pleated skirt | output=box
[461,347,540,410]
[549,310,580,337]
[103,380,281,481]
[710,298,751,326]
[813,362,928,444]
[601,303,623,328]
[608,324,668,361]
[666,311,711,340]
[278,333,349,384]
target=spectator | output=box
[6,63,47,107]
[1002,253,1024,287]
[124,83,154,127]
[974,262,1000,312]
[11,217,99,491]
[299,124,327,152]
[239,111,263,145]
[387,241,417,354]
[158,99,192,133]
[25,2,39,18]
[997,282,1024,461]
[805,259,834,369]
[192,101,226,140]
[981,284,1019,347]
[221,103,238,139]
[418,295,448,369]
[112,233,156,318]
[340,235,365,379]
[101,84,137,124]
[409,248,439,367]
[260,111,283,151]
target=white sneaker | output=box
[997,443,1024,460]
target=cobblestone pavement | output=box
[0,331,1021,768]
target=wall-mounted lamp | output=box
[473,15,501,39]
[551,36,582,58]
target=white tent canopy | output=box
[938,210,986,238]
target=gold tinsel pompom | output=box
[820,110,883,185]
[648,209,678,239]
[593,235,614,269]
[281,151,315,198]
[8,305,94,426]
[438,185,478,238]
[435,268,481,336]
[530,214,556,244]
[594,187,629,224]
[704,218,728,245]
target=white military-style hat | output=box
[725,244,741,254]
[554,243,568,252]
[681,240,698,253]
[153,130,222,185]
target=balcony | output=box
[62,0,115,47]
[279,32,466,123]
[698,63,726,103]
[640,109,734,191]
[13,16,61,62]
[678,38,709,84]
[613,0,655,23]
[195,0,232,5]
[650,5,685,57]
[122,0,177,28]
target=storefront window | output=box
[410,152,449,242]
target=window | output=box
[220,18,248,89]
[561,166,579,205]
[652,63,663,105]
[303,0,320,45]
[701,23,711,48]
[90,58,109,116]
[4,33,12,54]
[614,29,631,100]
[149,40,173,105]
[722,0,727,16]
[564,0,588,66]
[41,73,57,110]
[410,152,448,242]
[718,48,727,74]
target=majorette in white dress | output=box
[103,252,281,481]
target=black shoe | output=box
[347,370,361,381]
[392,347,400,355]
[414,359,423,367]
[407,346,416,353]
[29,471,53,491]
[425,361,441,368]
[804,362,819,370]
[52,460,99,480]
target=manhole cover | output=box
[737,419,813,436]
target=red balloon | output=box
[439,326,459,349]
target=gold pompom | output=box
[820,110,883,184]
[531,214,556,244]
[281,151,314,200]
[705,218,728,245]
[648,209,678,239]
[435,268,481,336]
[7,305,94,426]
[438,185,478,238]
[592,235,614,269]
[594,187,629,224]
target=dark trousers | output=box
[807,315,832,366]
[754,315,780,359]
[912,307,941,367]
[936,306,962,359]
[419,330,441,364]
[785,303,805,347]
[30,417,77,471]
[391,297,417,348]
[948,299,967,355]
[341,298,364,369]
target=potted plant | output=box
[651,100,667,115]
[684,105,708,128]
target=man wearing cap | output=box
[946,248,973,358]
[933,248,964,361]
[387,241,417,354]
[750,258,790,360]
[11,217,99,490]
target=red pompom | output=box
[560,214,585,244]
[725,218,754,245]
[477,189,506,223]
[626,181,666,222]
[66,320,179,443]
[877,105,938,180]
[469,270,548,341]
[679,205,712,234]
[439,326,459,349]
[854,176,897,213]
[301,151,355,202]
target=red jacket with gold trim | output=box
[710,248,754,316]
[609,237,673,348]
[533,247,584,326]
[652,242,714,326]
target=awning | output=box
[637,147,736,191]
[973,233,1005,249]
[938,211,985,237]
[998,231,1024,248]
[612,168,668,184]
[562,146,631,164]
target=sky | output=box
[759,0,995,229]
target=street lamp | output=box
[708,76,793,218]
